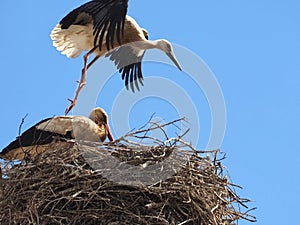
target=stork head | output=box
[89,107,114,141]
[89,107,108,124]
[157,39,182,71]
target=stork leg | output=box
[65,46,100,115]
[87,55,100,70]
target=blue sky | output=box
[1,1,300,224]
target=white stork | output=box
[0,108,114,161]
[50,0,183,115]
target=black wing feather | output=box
[59,0,128,51]
[0,118,72,157]
[106,45,145,92]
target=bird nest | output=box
[0,119,256,225]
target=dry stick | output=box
[126,118,185,137]
[18,113,28,156]
[18,114,28,137]
[149,121,170,141]
[137,112,156,139]
[110,118,186,146]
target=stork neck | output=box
[132,40,161,50]
[146,40,161,49]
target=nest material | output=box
[0,120,256,225]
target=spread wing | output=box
[59,0,128,51]
[106,45,145,92]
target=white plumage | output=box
[36,116,101,142]
[51,24,94,58]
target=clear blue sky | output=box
[1,1,299,224]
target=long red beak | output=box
[105,124,114,142]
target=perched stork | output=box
[0,108,114,161]
[50,0,183,115]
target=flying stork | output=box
[0,108,114,161]
[50,0,183,115]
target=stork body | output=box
[0,108,113,161]
[51,15,146,59]
[50,0,182,115]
